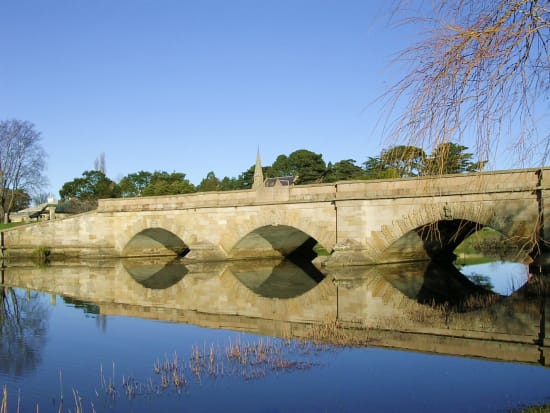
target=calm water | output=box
[1,257,549,412]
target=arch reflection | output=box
[123,258,188,289]
[230,258,326,299]
[380,260,502,311]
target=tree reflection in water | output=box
[416,260,500,310]
[0,286,50,377]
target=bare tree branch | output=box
[94,152,106,174]
[0,120,47,222]
[383,0,549,168]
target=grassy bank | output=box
[454,227,526,263]
[0,222,27,231]
[455,227,507,255]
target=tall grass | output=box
[1,385,7,413]
[32,246,51,265]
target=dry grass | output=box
[1,384,93,413]
[1,385,7,413]
[512,403,550,413]
[297,316,373,347]
[81,334,334,402]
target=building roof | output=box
[264,176,296,187]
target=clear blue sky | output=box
[1,0,419,197]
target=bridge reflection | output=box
[230,258,326,298]
[123,258,188,289]
[2,257,548,367]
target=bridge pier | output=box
[184,242,228,261]
[324,241,375,267]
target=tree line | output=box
[0,118,486,220]
[58,143,485,205]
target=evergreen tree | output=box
[324,159,366,182]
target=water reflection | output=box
[458,261,530,295]
[1,255,548,367]
[124,258,188,289]
[63,296,100,315]
[401,260,498,309]
[0,286,50,376]
[230,258,325,298]
[123,255,327,298]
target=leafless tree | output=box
[0,286,49,376]
[383,0,549,169]
[0,120,47,223]
[94,152,106,174]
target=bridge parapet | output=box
[98,184,338,213]
[98,189,258,213]
[335,168,544,200]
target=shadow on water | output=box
[121,252,326,298]
[123,258,188,289]
[379,256,539,312]
[416,260,499,309]
[229,257,326,299]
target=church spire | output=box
[252,148,264,190]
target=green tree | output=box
[363,156,400,179]
[0,119,47,223]
[11,190,31,211]
[324,159,366,182]
[270,149,326,184]
[379,145,426,178]
[363,145,426,179]
[424,142,487,175]
[219,176,240,191]
[269,155,291,177]
[119,171,153,197]
[198,171,221,192]
[59,170,121,201]
[140,171,195,196]
[1,189,31,213]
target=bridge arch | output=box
[122,227,189,257]
[368,202,504,262]
[221,206,335,260]
[229,225,322,260]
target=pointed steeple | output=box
[252,148,264,190]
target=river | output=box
[0,256,549,412]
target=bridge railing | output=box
[335,168,544,200]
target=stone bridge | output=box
[2,166,549,266]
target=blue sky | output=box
[2,1,422,196]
